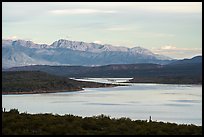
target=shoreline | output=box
[2,88,83,95]
[125,81,202,85]
[2,84,118,95]
[2,82,201,95]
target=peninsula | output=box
[2,71,116,95]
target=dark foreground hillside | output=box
[2,109,202,135]
[2,71,114,94]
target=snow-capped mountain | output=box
[50,39,129,52]
[2,39,173,68]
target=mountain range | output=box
[2,39,174,68]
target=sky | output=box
[2,2,202,59]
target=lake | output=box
[2,78,202,126]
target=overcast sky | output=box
[2,2,202,59]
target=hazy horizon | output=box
[2,38,202,60]
[2,2,202,59]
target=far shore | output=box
[2,89,82,95]
[125,81,202,85]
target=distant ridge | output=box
[2,39,173,68]
[168,56,202,65]
[4,56,202,79]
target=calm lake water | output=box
[2,78,202,126]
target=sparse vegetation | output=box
[2,109,202,135]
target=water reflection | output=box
[2,78,202,126]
